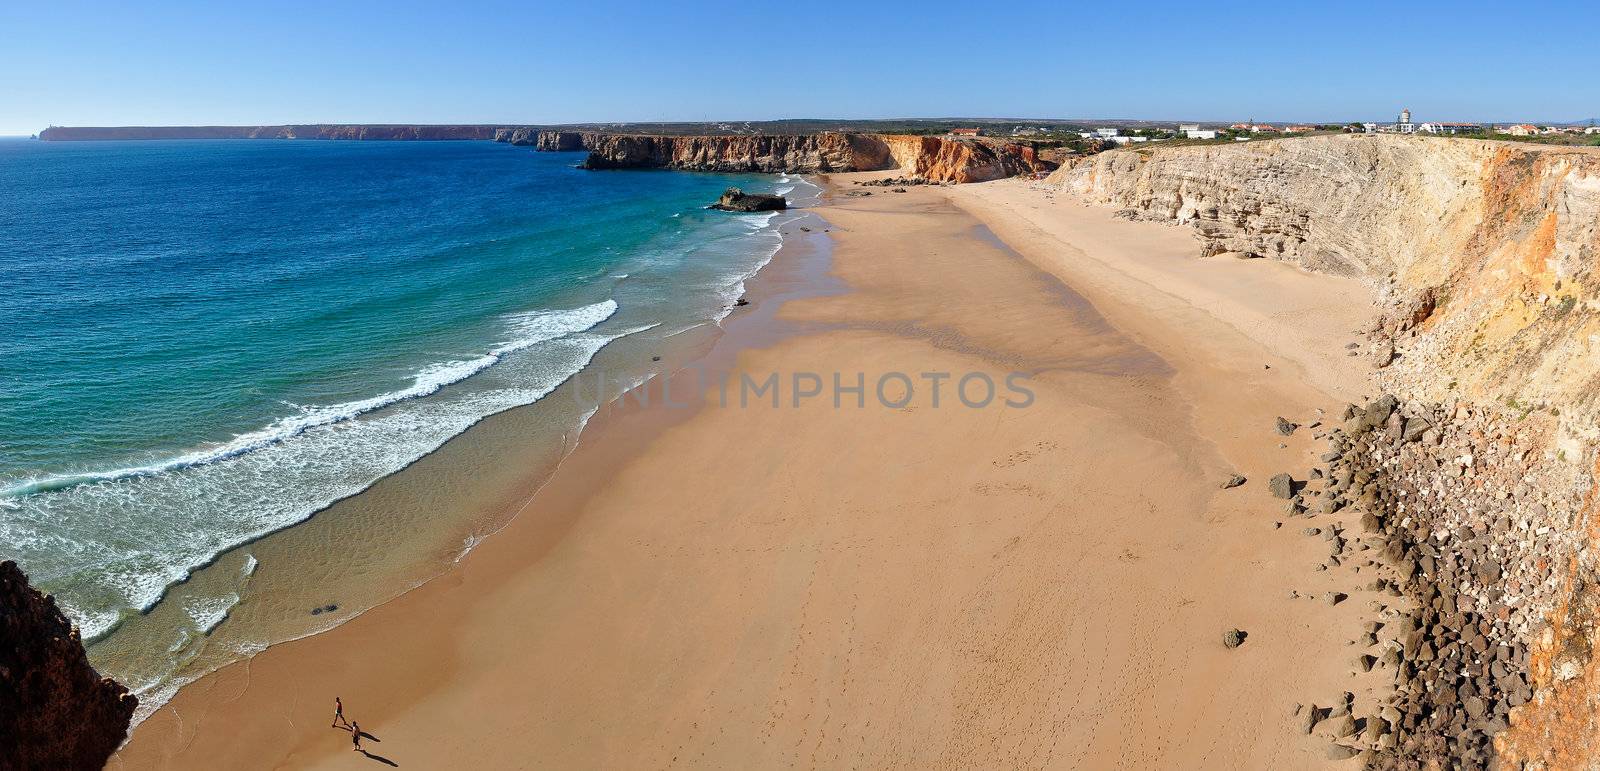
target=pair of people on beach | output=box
[332,697,365,752]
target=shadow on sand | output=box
[360,750,399,766]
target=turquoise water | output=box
[0,138,807,642]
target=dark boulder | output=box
[709,187,787,212]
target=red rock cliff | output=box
[506,130,1055,182]
[879,135,1055,183]
[569,132,893,173]
[1,560,137,771]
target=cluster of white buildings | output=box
[1363,109,1483,135]
[1071,124,1220,144]
[1363,108,1600,137]
[1500,124,1600,136]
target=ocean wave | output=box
[1,300,631,641]
[0,300,618,499]
[714,217,786,324]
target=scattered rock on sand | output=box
[1275,416,1298,436]
[1221,474,1247,489]
[1223,628,1248,648]
[1300,705,1326,734]
[1268,473,1295,499]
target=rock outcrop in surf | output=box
[708,187,787,212]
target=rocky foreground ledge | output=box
[1,560,137,770]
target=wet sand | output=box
[116,175,1381,769]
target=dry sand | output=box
[116,176,1383,769]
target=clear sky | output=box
[3,0,1595,135]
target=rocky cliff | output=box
[502,130,1055,182]
[1,560,137,770]
[1055,136,1600,430]
[880,134,1055,183]
[1054,134,1600,767]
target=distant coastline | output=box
[36,125,1070,182]
[36,124,518,141]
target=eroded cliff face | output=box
[1055,134,1600,768]
[1057,136,1600,428]
[880,135,1054,183]
[1,560,137,770]
[501,130,1054,182]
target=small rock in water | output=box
[708,187,787,212]
[734,298,750,307]
[1223,628,1248,648]
[1221,474,1247,490]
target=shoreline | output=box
[85,174,829,730]
[113,181,842,767]
[118,174,1382,768]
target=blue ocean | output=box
[0,138,807,660]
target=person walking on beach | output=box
[351,721,363,752]
[332,697,349,729]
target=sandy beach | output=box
[114,175,1385,769]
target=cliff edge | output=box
[1053,134,1600,768]
[1,560,137,771]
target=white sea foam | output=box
[0,300,618,500]
[185,593,240,635]
[0,299,624,640]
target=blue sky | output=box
[2,0,1595,135]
